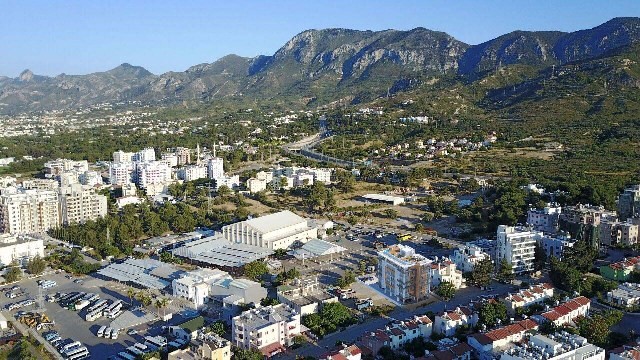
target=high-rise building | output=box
[377,244,431,304]
[179,165,207,182]
[134,148,156,162]
[618,185,640,221]
[558,204,616,248]
[207,158,224,179]
[0,188,60,234]
[600,219,639,247]
[109,162,134,185]
[58,184,108,225]
[496,225,542,275]
[135,161,171,189]
[113,150,135,163]
[175,147,191,166]
[527,203,561,233]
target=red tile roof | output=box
[470,333,493,345]
[574,296,590,306]
[445,312,462,321]
[542,310,561,321]
[450,343,473,356]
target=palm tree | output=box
[127,287,135,306]
[155,298,169,318]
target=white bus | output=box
[67,350,89,360]
[104,327,113,339]
[97,325,106,337]
[126,346,143,356]
[61,341,82,353]
[83,293,99,302]
[40,280,57,289]
[64,346,87,358]
[133,343,148,353]
[111,329,119,339]
[103,300,122,317]
[144,335,167,350]
[105,309,122,319]
[87,299,107,313]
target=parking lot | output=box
[0,271,158,359]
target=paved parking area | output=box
[0,271,158,359]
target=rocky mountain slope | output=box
[1,17,639,114]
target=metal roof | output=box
[172,236,273,268]
[236,210,307,234]
[97,258,182,290]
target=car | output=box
[126,329,138,335]
[11,286,20,291]
[73,279,83,284]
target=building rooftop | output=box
[172,235,273,268]
[238,210,307,234]
[500,332,604,360]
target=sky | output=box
[1,0,639,77]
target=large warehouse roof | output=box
[362,193,405,205]
[239,210,307,234]
[293,239,346,259]
[172,236,273,268]
[98,258,185,290]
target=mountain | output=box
[1,18,640,114]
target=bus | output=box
[61,341,82,353]
[87,299,108,313]
[105,309,122,319]
[133,343,149,353]
[64,346,87,358]
[397,233,413,241]
[97,326,106,337]
[144,336,167,350]
[126,346,144,356]
[66,350,89,360]
[103,300,122,317]
[83,293,99,302]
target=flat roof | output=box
[172,236,273,268]
[235,210,307,234]
[362,193,405,202]
[98,258,185,290]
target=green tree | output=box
[243,261,268,281]
[209,321,227,336]
[471,258,493,288]
[478,301,507,327]
[5,266,22,283]
[534,242,547,271]
[260,297,280,306]
[436,281,456,301]
[26,255,46,275]
[384,208,399,219]
[576,310,623,347]
[333,170,356,192]
[497,258,514,283]
[335,270,356,288]
[232,346,264,360]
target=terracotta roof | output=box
[390,328,404,336]
[486,328,510,341]
[470,333,493,345]
[519,319,538,330]
[511,295,524,302]
[373,330,390,341]
[563,300,580,311]
[450,343,473,356]
[542,283,554,289]
[430,350,455,360]
[445,312,462,321]
[574,296,590,306]
[346,345,361,356]
[554,305,571,316]
[416,315,432,323]
[260,342,286,358]
[531,287,543,294]
[459,307,473,316]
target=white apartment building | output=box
[172,268,232,308]
[232,304,301,357]
[179,165,208,182]
[174,147,191,165]
[496,225,542,275]
[78,171,102,187]
[0,234,44,266]
[503,283,554,315]
[272,176,294,190]
[429,260,464,289]
[360,315,432,354]
[161,153,178,168]
[377,244,431,304]
[21,179,59,191]
[246,178,268,193]
[527,204,561,233]
[135,161,172,189]
[0,188,60,234]
[113,150,135,163]
[452,245,490,273]
[541,296,590,327]
[433,306,477,336]
[537,234,575,260]
[58,184,108,225]
[215,175,240,190]
[500,333,604,360]
[256,171,273,183]
[207,158,224,179]
[134,147,156,162]
[607,283,640,308]
[43,159,89,176]
[109,162,134,185]
[222,210,317,250]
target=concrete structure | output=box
[503,283,554,315]
[113,150,135,163]
[246,178,268,193]
[179,165,208,182]
[214,175,240,190]
[537,233,575,260]
[207,158,224,180]
[558,204,616,248]
[433,306,477,336]
[232,304,301,357]
[58,184,108,225]
[540,296,590,327]
[78,171,102,187]
[467,319,538,357]
[276,277,337,315]
[135,161,172,189]
[600,256,640,281]
[429,259,464,289]
[222,210,317,250]
[496,226,542,275]
[452,245,490,273]
[21,179,58,191]
[172,268,231,308]
[600,219,639,247]
[109,162,134,185]
[0,187,60,234]
[171,235,273,270]
[360,315,432,354]
[361,193,405,206]
[43,159,88,176]
[377,244,431,304]
[134,147,156,162]
[606,283,640,308]
[168,331,231,360]
[499,333,604,360]
[618,185,640,221]
[527,204,561,233]
[0,234,44,266]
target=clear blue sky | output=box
[1,0,639,77]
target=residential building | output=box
[503,283,554,315]
[209,277,267,312]
[429,259,464,289]
[320,344,362,360]
[0,188,60,234]
[134,147,156,162]
[422,343,473,360]
[174,147,191,166]
[172,268,231,308]
[600,256,640,281]
[360,315,432,354]
[214,175,240,190]
[433,306,477,336]
[78,171,102,187]
[256,171,273,183]
[558,204,616,248]
[21,179,59,191]
[617,185,640,221]
[207,158,224,180]
[496,226,542,275]
[611,343,640,360]
[500,333,604,360]
[135,161,172,189]
[467,319,538,357]
[537,234,575,260]
[246,178,268,193]
[222,210,317,250]
[179,165,208,182]
[540,296,590,327]
[109,162,134,185]
[606,283,640,308]
[168,331,231,360]
[377,244,431,304]
[0,234,44,266]
[452,245,490,273]
[600,219,639,247]
[58,184,108,225]
[469,239,497,260]
[527,204,561,233]
[276,277,337,315]
[43,159,88,176]
[113,150,135,163]
[232,304,301,357]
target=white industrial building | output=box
[497,225,542,275]
[98,258,185,290]
[232,304,301,357]
[377,244,431,303]
[0,234,44,266]
[499,333,604,360]
[362,193,405,206]
[171,235,273,270]
[0,187,60,234]
[222,210,317,250]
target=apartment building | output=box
[452,244,490,273]
[500,333,604,360]
[467,319,539,357]
[600,219,639,246]
[618,185,640,221]
[429,260,464,289]
[133,147,156,162]
[496,226,542,275]
[0,234,44,266]
[600,256,640,281]
[21,179,59,191]
[276,277,337,315]
[168,331,231,360]
[359,315,432,354]
[43,158,88,176]
[246,178,268,193]
[113,150,135,163]
[503,283,554,315]
[606,283,640,308]
[109,162,134,185]
[0,188,60,234]
[527,204,561,233]
[537,233,575,260]
[207,158,224,179]
[232,304,301,357]
[377,244,431,304]
[135,161,172,189]
[179,165,208,182]
[540,296,590,327]
[58,184,107,225]
[559,204,616,248]
[433,306,477,336]
[78,171,102,187]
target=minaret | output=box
[196,143,201,165]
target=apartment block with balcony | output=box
[527,203,561,233]
[0,187,60,234]
[377,244,431,304]
[58,184,108,225]
[618,185,640,221]
[600,219,639,247]
[496,226,542,275]
[232,304,301,358]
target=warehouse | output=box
[97,258,185,290]
[171,235,273,272]
[361,193,405,206]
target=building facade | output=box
[452,245,490,273]
[58,184,108,225]
[232,304,301,357]
[618,185,640,221]
[0,188,60,234]
[496,226,542,275]
[377,244,431,304]
[527,204,561,233]
[0,234,44,266]
[499,333,604,360]
[600,219,639,247]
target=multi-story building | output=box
[496,226,542,275]
[222,210,317,250]
[168,331,231,360]
[618,185,640,221]
[276,277,337,315]
[377,244,431,304]
[134,147,156,162]
[499,333,604,360]
[429,259,464,289]
[540,296,590,327]
[58,184,107,225]
[503,283,554,315]
[600,219,639,247]
[207,158,225,180]
[78,171,102,187]
[606,283,640,309]
[109,162,134,185]
[359,315,432,354]
[246,178,268,193]
[433,306,477,336]
[527,204,561,233]
[0,234,44,266]
[161,152,179,168]
[179,165,208,182]
[452,245,490,273]
[558,204,616,248]
[467,319,539,357]
[537,233,575,260]
[113,150,135,163]
[320,344,362,360]
[600,256,640,281]
[256,171,273,183]
[21,179,59,191]
[0,188,60,234]
[135,161,171,189]
[175,147,191,166]
[423,343,473,360]
[43,159,88,176]
[214,175,240,190]
[232,304,301,357]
